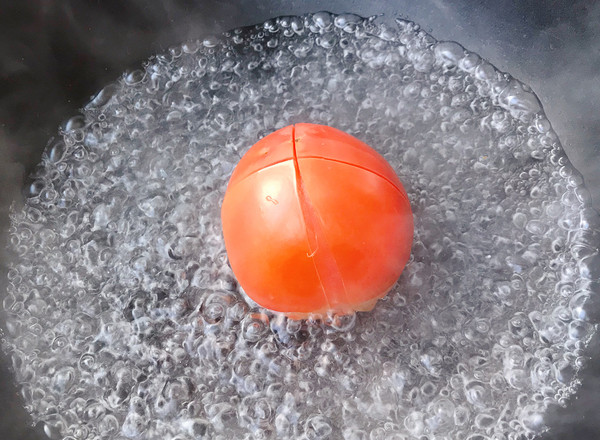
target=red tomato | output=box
[221,123,413,319]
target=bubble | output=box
[459,53,481,72]
[47,140,67,163]
[182,40,200,55]
[464,380,493,408]
[137,195,168,218]
[520,405,545,432]
[404,411,425,436]
[202,35,221,49]
[497,80,542,120]
[568,319,592,340]
[326,312,357,331]
[434,41,465,67]
[475,413,496,429]
[63,115,86,132]
[241,313,270,343]
[475,62,496,81]
[334,13,362,31]
[312,12,333,30]
[87,84,118,109]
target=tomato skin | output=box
[221,123,413,318]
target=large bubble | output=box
[2,12,599,440]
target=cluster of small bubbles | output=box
[2,11,598,440]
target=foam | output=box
[2,12,598,440]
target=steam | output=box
[1,2,600,440]
[414,3,600,438]
[408,0,600,208]
[0,2,246,439]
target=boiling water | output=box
[2,12,599,440]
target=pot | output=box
[1,1,599,439]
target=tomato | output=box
[221,123,413,319]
